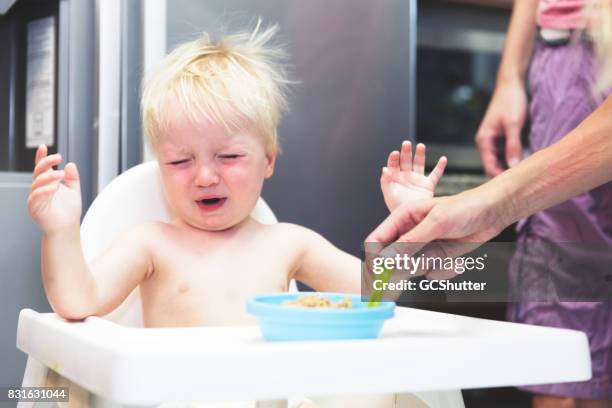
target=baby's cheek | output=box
[162,173,192,204]
[231,175,266,204]
[162,167,190,185]
[225,163,265,185]
[173,173,196,193]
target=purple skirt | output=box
[507,39,612,400]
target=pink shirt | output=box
[537,0,586,29]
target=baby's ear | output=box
[264,149,277,178]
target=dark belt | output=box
[538,27,592,47]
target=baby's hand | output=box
[380,141,447,211]
[28,145,82,233]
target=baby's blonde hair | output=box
[141,20,291,153]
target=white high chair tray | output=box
[17,306,590,405]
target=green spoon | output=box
[368,265,394,307]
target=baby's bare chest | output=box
[139,237,297,326]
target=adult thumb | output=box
[63,162,81,192]
[397,213,442,247]
[505,123,523,168]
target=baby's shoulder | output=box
[127,220,167,235]
[260,221,307,234]
[258,222,322,245]
[121,220,174,246]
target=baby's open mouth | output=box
[196,197,227,211]
[199,198,222,204]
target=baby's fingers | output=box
[34,145,48,165]
[386,150,400,169]
[27,182,61,215]
[63,162,80,190]
[33,153,62,179]
[413,143,426,174]
[31,170,65,192]
[428,156,448,187]
[399,140,412,172]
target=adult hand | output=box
[365,188,509,279]
[475,79,528,177]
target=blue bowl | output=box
[246,293,395,341]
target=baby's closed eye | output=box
[216,153,247,163]
[169,159,191,166]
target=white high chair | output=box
[17,161,471,407]
[17,159,592,407]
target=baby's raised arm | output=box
[28,145,152,320]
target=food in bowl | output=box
[247,293,395,341]
[282,294,352,308]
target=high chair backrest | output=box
[80,160,284,327]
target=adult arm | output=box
[368,95,612,247]
[475,0,538,176]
